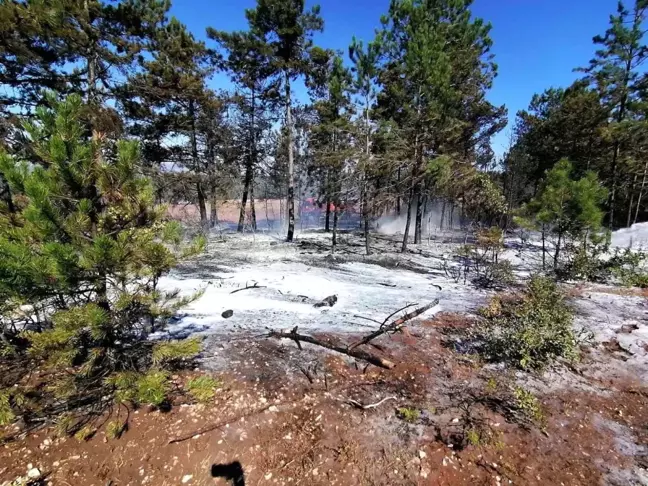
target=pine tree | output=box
[0,95,204,422]
[308,54,355,251]
[520,159,607,269]
[246,0,324,242]
[208,25,278,232]
[376,0,502,250]
[579,0,648,228]
[122,17,214,228]
[349,37,380,254]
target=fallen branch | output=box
[230,282,267,294]
[269,328,396,369]
[345,396,397,410]
[348,300,439,350]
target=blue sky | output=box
[171,0,617,157]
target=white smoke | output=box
[376,202,460,235]
[611,222,648,249]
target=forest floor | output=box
[1,230,647,486]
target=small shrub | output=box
[477,276,579,370]
[473,260,515,289]
[513,386,544,425]
[396,407,420,423]
[466,428,481,446]
[186,375,221,403]
[106,420,127,440]
[54,413,74,437]
[74,425,95,442]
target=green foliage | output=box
[186,375,222,403]
[105,420,127,440]
[519,159,607,269]
[152,338,202,366]
[513,386,544,425]
[0,390,15,426]
[396,406,420,423]
[109,370,170,407]
[136,371,169,407]
[0,96,205,425]
[74,426,95,442]
[477,276,579,370]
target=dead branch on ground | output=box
[348,300,439,350]
[269,328,396,369]
[230,282,267,294]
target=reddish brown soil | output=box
[1,314,647,486]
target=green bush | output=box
[477,276,579,370]
[0,95,206,428]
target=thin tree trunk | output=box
[189,100,207,227]
[238,167,251,232]
[325,198,331,232]
[628,172,637,229]
[401,190,414,253]
[250,175,257,231]
[554,231,562,270]
[210,181,218,228]
[332,205,339,253]
[440,200,446,231]
[285,71,296,242]
[634,158,648,224]
[541,224,546,271]
[415,193,425,244]
[396,166,401,215]
[363,94,372,256]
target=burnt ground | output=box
[1,310,647,486]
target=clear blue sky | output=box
[170,0,617,157]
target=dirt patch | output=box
[2,315,647,486]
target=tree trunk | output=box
[332,205,339,253]
[414,192,425,244]
[238,166,251,232]
[541,224,546,271]
[189,100,207,228]
[210,181,218,228]
[325,198,331,232]
[363,93,372,255]
[440,200,446,231]
[554,231,562,270]
[285,72,296,242]
[250,175,257,231]
[401,190,414,253]
[627,172,637,229]
[634,158,648,224]
[396,166,401,215]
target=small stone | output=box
[221,310,234,319]
[418,450,427,459]
[312,469,318,476]
[181,474,193,483]
[27,468,41,479]
[268,406,279,412]
[265,472,273,480]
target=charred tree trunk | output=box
[325,198,331,232]
[238,166,252,232]
[285,72,296,242]
[401,189,414,253]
